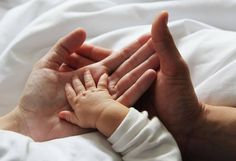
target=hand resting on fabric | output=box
[0,28,157,141]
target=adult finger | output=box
[40,28,86,70]
[65,53,95,69]
[110,54,159,99]
[108,39,155,88]
[59,63,74,72]
[117,69,156,107]
[65,45,111,69]
[77,44,112,62]
[151,11,188,76]
[101,34,151,73]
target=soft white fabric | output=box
[0,108,181,161]
[0,0,236,160]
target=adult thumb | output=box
[151,11,187,76]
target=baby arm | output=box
[59,70,181,161]
[59,70,129,137]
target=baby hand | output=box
[59,70,115,129]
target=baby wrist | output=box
[95,101,129,137]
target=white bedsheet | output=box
[0,0,236,160]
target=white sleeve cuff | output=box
[108,108,182,161]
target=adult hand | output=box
[150,12,236,161]
[15,28,157,141]
[138,11,204,159]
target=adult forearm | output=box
[186,104,236,161]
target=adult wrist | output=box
[185,104,236,161]
[183,103,208,160]
[0,107,30,137]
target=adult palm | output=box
[18,29,158,141]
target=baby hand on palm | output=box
[59,70,115,129]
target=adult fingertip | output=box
[147,68,156,74]
[75,28,86,47]
[161,10,169,25]
[151,11,169,43]
[146,69,157,80]
[65,28,87,51]
[73,28,86,41]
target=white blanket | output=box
[0,0,236,160]
[0,108,181,161]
